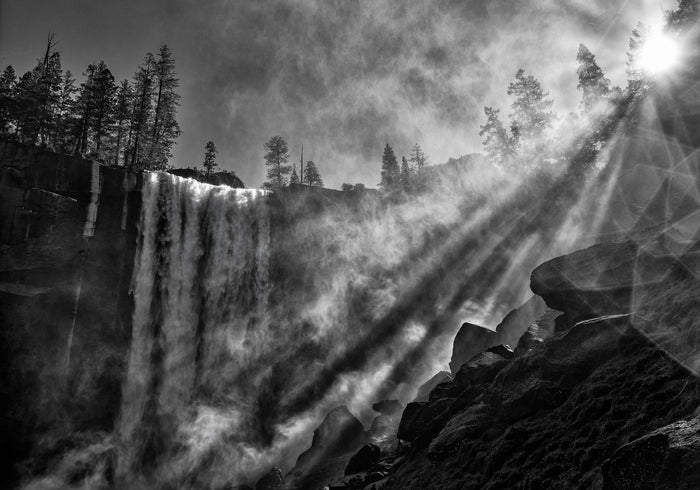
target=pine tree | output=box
[667,0,699,32]
[70,63,98,155]
[203,141,218,176]
[290,164,300,184]
[409,143,429,191]
[90,61,117,159]
[0,65,17,133]
[479,106,515,164]
[128,53,156,169]
[400,156,411,192]
[147,45,181,169]
[263,135,291,190]
[34,35,63,145]
[111,80,133,165]
[52,70,76,151]
[576,44,611,113]
[380,143,400,191]
[304,160,323,187]
[507,69,554,148]
[626,22,651,94]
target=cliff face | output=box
[0,140,142,486]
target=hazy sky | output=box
[0,0,674,188]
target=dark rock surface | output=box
[494,295,547,347]
[287,406,370,489]
[448,322,498,373]
[387,315,700,489]
[345,444,381,475]
[602,413,700,489]
[371,400,403,418]
[414,371,452,402]
[0,140,141,486]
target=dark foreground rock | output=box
[387,315,700,489]
[286,406,370,489]
[345,444,381,475]
[602,413,700,489]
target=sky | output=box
[0,0,675,188]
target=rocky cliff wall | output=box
[0,140,142,486]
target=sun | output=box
[638,30,682,75]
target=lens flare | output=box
[638,30,682,75]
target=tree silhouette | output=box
[263,135,291,190]
[380,143,400,191]
[304,160,323,187]
[203,141,218,176]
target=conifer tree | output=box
[507,69,554,148]
[90,61,117,158]
[304,160,323,187]
[576,44,612,113]
[290,164,300,184]
[626,22,651,94]
[400,156,411,192]
[479,106,515,164]
[203,141,218,176]
[263,135,291,190]
[409,143,429,191]
[52,70,76,151]
[71,63,98,155]
[380,143,400,191]
[111,80,133,165]
[128,53,156,169]
[0,65,17,133]
[147,45,180,169]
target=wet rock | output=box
[449,322,498,373]
[255,466,283,490]
[414,371,452,402]
[345,444,381,475]
[369,415,393,437]
[602,414,700,489]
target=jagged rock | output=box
[485,344,514,359]
[602,414,700,489]
[449,322,498,373]
[255,466,283,490]
[495,295,547,347]
[414,371,452,402]
[529,235,695,327]
[386,313,700,489]
[289,406,370,489]
[345,444,381,475]
[371,400,403,417]
[397,399,453,443]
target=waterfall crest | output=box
[118,172,270,485]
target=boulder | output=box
[371,400,403,417]
[414,371,452,402]
[255,467,283,490]
[529,236,694,327]
[449,322,498,373]
[369,415,394,437]
[345,444,381,475]
[290,406,370,488]
[495,295,547,347]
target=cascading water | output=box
[117,172,270,487]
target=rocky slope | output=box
[378,226,700,489]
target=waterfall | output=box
[117,172,270,486]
